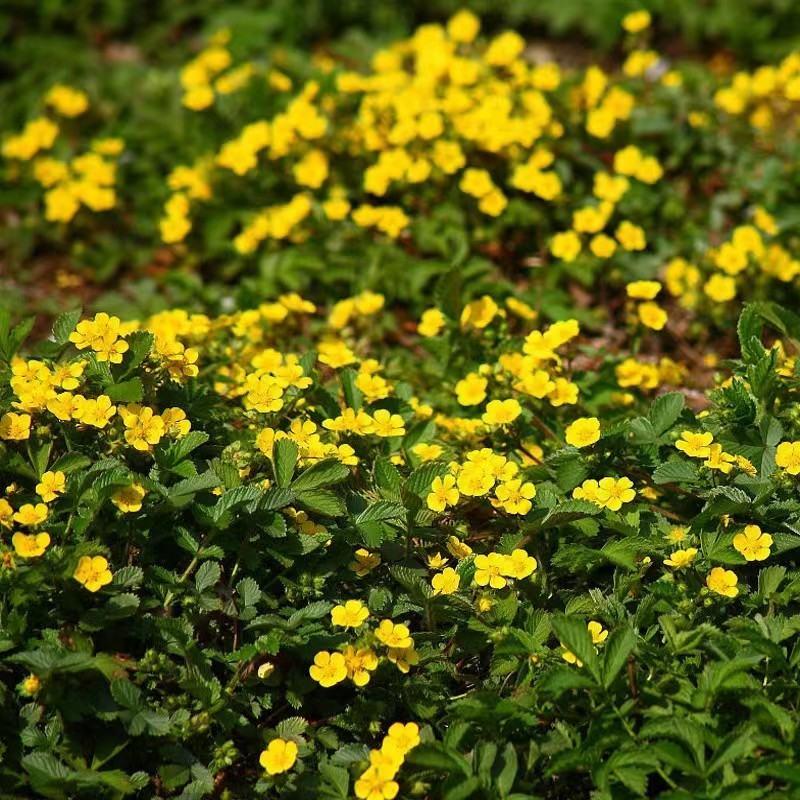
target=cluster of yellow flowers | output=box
[179,32,258,111]
[3,85,122,223]
[310,607,417,687]
[714,52,800,127]
[573,476,636,511]
[354,722,420,800]
[426,449,536,517]
[674,430,755,475]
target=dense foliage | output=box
[2,5,800,800]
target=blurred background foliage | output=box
[3,0,800,114]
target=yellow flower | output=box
[638,302,668,331]
[371,409,406,438]
[474,552,507,589]
[350,548,381,576]
[460,296,499,330]
[73,555,113,592]
[706,567,739,598]
[664,547,698,569]
[13,503,48,526]
[776,441,800,475]
[447,536,473,560]
[447,9,480,42]
[386,646,418,674]
[493,480,536,515]
[259,738,298,775]
[12,532,51,558]
[36,471,66,503]
[733,525,772,562]
[161,407,192,438]
[704,444,736,474]
[431,567,460,596]
[622,10,651,33]
[0,410,33,441]
[675,430,714,458]
[565,417,601,448]
[418,308,446,337]
[482,399,521,426]
[112,483,146,513]
[561,648,583,667]
[45,84,89,117]
[501,549,538,580]
[427,475,459,512]
[375,620,413,649]
[455,373,488,406]
[384,721,420,755]
[354,765,399,800]
[22,674,41,695]
[550,231,582,262]
[77,395,116,428]
[412,443,443,462]
[456,462,494,497]
[343,645,379,686]
[704,274,736,303]
[616,221,647,251]
[595,477,636,512]
[309,651,347,687]
[626,280,661,300]
[120,405,165,451]
[588,621,608,645]
[331,600,369,628]
[573,479,601,504]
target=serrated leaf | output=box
[653,459,699,485]
[272,438,298,488]
[236,577,261,607]
[195,561,221,594]
[602,624,637,688]
[291,458,350,491]
[52,308,82,345]
[551,615,600,681]
[294,489,345,516]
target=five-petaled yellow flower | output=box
[331,599,370,628]
[259,738,298,775]
[73,555,113,592]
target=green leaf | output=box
[551,615,600,681]
[195,561,221,593]
[294,489,345,516]
[340,368,363,411]
[291,458,350,491]
[355,501,406,525]
[236,577,261,607]
[167,470,220,506]
[602,624,637,688]
[288,600,332,627]
[434,267,463,320]
[105,378,144,403]
[0,313,34,362]
[494,743,518,797]
[122,330,154,374]
[156,431,209,468]
[538,665,598,697]
[272,438,299,488]
[650,392,685,435]
[52,308,82,345]
[111,678,143,710]
[653,459,699,485]
[319,763,350,800]
[406,743,472,776]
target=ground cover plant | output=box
[2,5,800,800]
